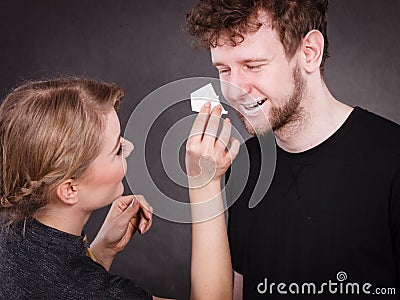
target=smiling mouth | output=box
[243,99,267,110]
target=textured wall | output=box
[0,1,399,299]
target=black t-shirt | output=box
[227,107,400,299]
[0,218,152,300]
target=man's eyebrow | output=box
[212,58,271,67]
[239,58,271,64]
[212,62,227,67]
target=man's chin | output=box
[238,111,272,136]
[243,120,272,137]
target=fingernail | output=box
[140,225,146,233]
[204,102,211,108]
[130,198,135,207]
[226,118,231,123]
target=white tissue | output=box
[190,83,228,114]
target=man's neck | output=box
[274,84,353,153]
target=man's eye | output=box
[246,65,262,71]
[218,69,230,75]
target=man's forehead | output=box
[212,23,276,51]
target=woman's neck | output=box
[35,204,91,236]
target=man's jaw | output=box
[237,100,272,136]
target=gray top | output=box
[0,218,152,300]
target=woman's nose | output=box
[123,138,134,158]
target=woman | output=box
[0,78,238,299]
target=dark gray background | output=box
[1,1,399,299]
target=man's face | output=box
[211,18,306,136]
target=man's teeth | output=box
[244,99,266,109]
[257,99,266,106]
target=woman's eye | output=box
[116,143,124,156]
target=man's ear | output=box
[56,179,79,205]
[301,30,324,73]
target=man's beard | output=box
[238,64,306,136]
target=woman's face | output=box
[75,109,134,211]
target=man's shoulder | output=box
[350,106,400,149]
[354,106,400,134]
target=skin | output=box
[186,103,240,300]
[205,11,354,300]
[90,194,153,271]
[211,12,352,153]
[153,104,240,299]
[35,109,153,270]
[34,107,239,300]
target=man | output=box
[186,0,400,299]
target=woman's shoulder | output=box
[71,259,153,300]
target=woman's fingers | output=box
[138,210,152,234]
[118,196,140,225]
[227,137,240,162]
[215,117,232,152]
[189,102,211,143]
[111,195,152,233]
[203,105,222,148]
[105,195,135,221]
[186,102,240,183]
[118,194,135,207]
[132,195,153,234]
[134,195,153,219]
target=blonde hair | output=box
[0,78,125,226]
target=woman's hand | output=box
[90,195,153,271]
[185,102,240,191]
[187,103,240,300]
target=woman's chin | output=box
[115,182,125,198]
[105,182,125,205]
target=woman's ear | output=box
[301,29,324,73]
[56,179,79,205]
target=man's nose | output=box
[222,70,251,103]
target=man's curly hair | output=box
[186,0,330,73]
